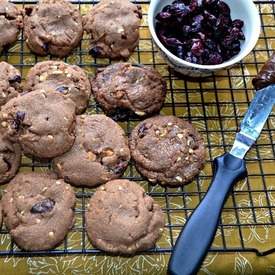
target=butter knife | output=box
[168,84,275,275]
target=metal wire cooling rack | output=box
[0,0,274,258]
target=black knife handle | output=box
[168,153,247,275]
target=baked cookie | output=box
[0,203,2,229]
[92,63,167,120]
[83,0,142,59]
[129,116,205,186]
[0,88,76,159]
[0,62,21,107]
[252,52,275,90]
[85,179,165,254]
[25,61,91,114]
[24,0,83,57]
[0,131,21,184]
[0,0,23,53]
[52,114,130,187]
[2,172,75,251]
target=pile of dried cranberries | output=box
[155,0,245,65]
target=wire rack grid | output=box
[0,0,274,258]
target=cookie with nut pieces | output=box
[0,130,21,184]
[0,62,22,107]
[24,0,83,57]
[2,172,75,251]
[0,0,23,54]
[52,114,130,187]
[85,179,165,254]
[91,63,167,120]
[25,61,91,114]
[83,0,142,59]
[0,87,76,159]
[129,115,206,186]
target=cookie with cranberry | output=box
[24,0,83,57]
[83,0,142,59]
[2,172,75,251]
[0,131,21,184]
[91,63,167,120]
[0,62,22,107]
[85,179,165,254]
[0,0,23,53]
[129,115,205,186]
[25,61,91,114]
[52,114,130,187]
[0,88,76,159]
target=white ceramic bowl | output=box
[148,0,261,77]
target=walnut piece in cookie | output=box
[83,0,142,59]
[0,62,22,107]
[129,115,206,186]
[24,61,91,114]
[24,0,83,57]
[91,63,167,120]
[52,114,130,187]
[85,179,165,254]
[0,130,21,184]
[0,88,76,159]
[0,0,23,54]
[2,172,75,251]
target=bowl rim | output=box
[148,0,261,70]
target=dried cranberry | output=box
[9,75,21,84]
[156,12,172,21]
[30,198,55,214]
[232,19,244,29]
[138,123,148,138]
[25,7,33,16]
[12,111,25,131]
[56,86,69,93]
[191,39,204,56]
[89,46,103,58]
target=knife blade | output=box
[168,84,275,275]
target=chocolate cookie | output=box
[2,172,75,251]
[85,179,165,254]
[0,203,2,229]
[0,131,21,184]
[0,88,76,159]
[91,63,167,119]
[0,0,23,53]
[252,52,275,90]
[25,61,91,114]
[0,62,21,107]
[24,0,83,57]
[129,116,205,186]
[83,0,142,59]
[52,114,130,187]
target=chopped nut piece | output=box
[56,180,62,185]
[9,198,13,202]
[2,92,6,98]
[155,130,160,135]
[48,135,54,140]
[118,186,123,190]
[49,231,54,237]
[189,148,194,154]
[135,111,146,116]
[1,122,8,128]
[1,113,8,119]
[177,133,184,139]
[56,163,63,170]
[103,149,114,157]
[100,186,106,191]
[42,187,48,192]
[175,176,183,182]
[87,151,96,161]
[177,157,181,162]
[167,122,173,126]
[18,195,24,200]
[36,219,41,224]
